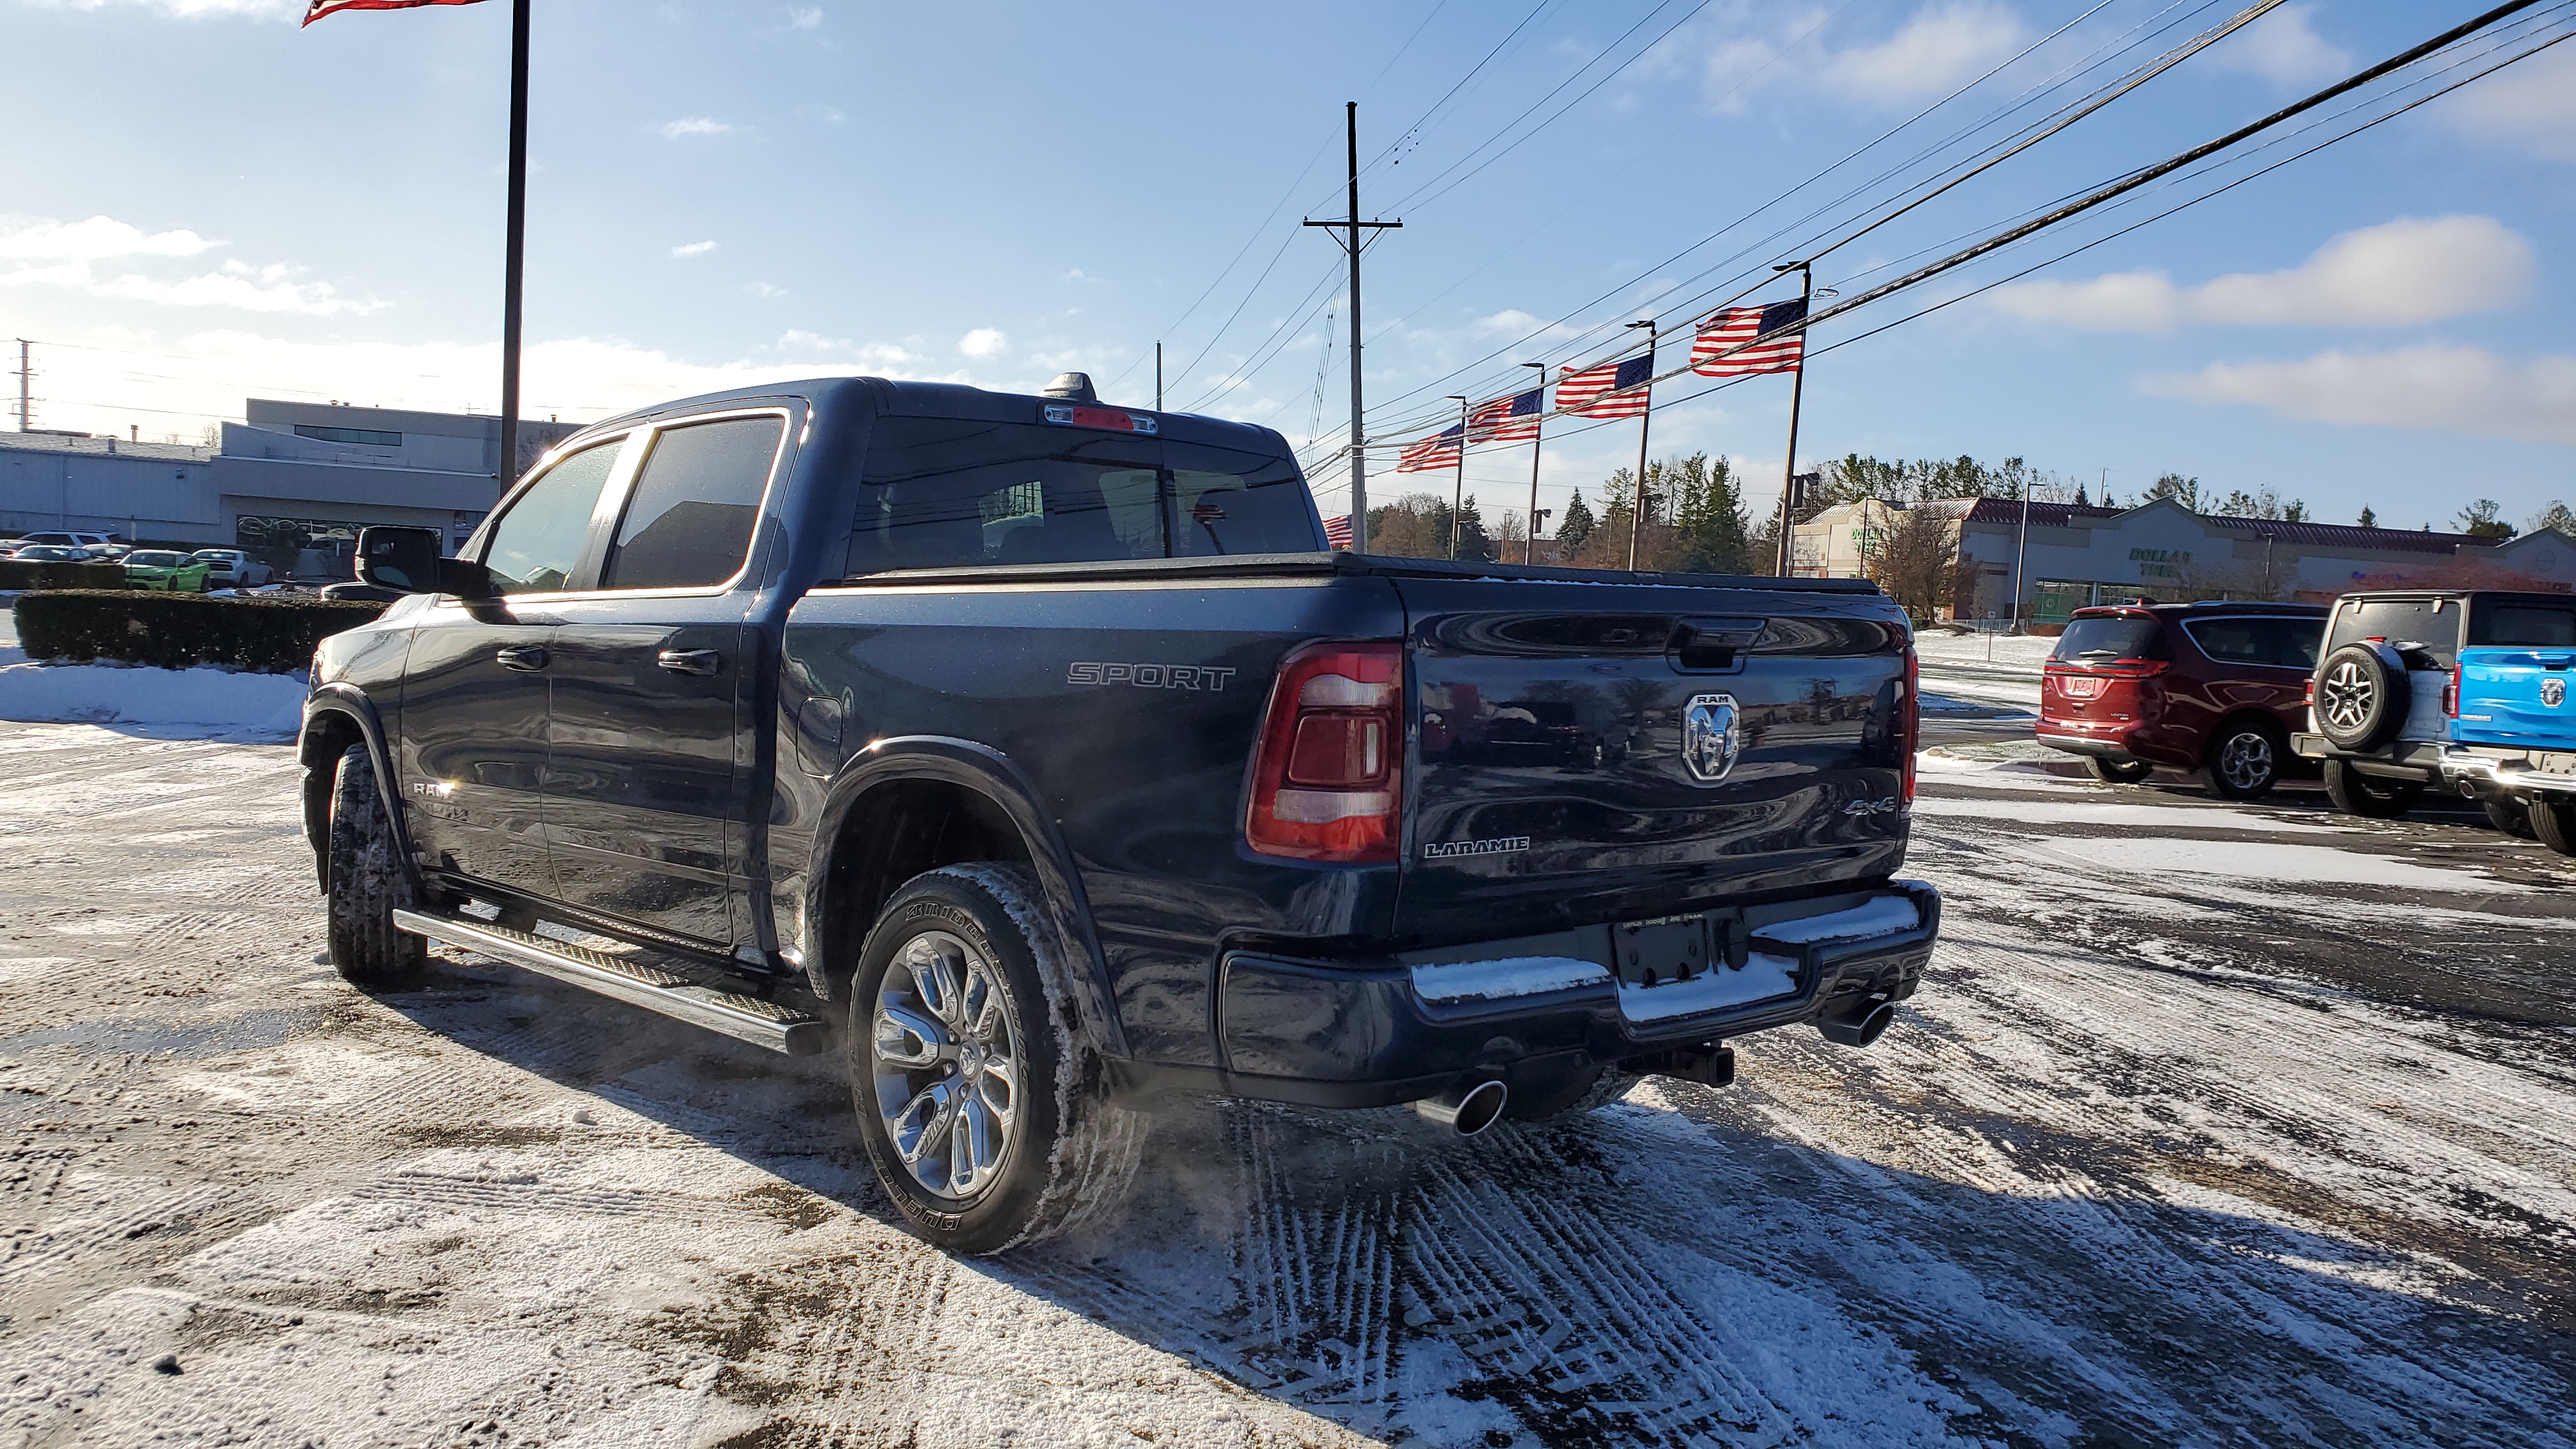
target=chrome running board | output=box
[393,909,827,1056]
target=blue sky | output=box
[4,0,2572,535]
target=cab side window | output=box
[601,415,785,590]
[482,440,623,594]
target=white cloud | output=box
[744,281,788,299]
[786,6,821,29]
[2442,42,2576,162]
[2145,345,2576,446]
[669,240,719,259]
[0,215,218,263]
[2209,4,2348,86]
[958,326,1007,359]
[1822,3,2023,101]
[1990,215,2532,331]
[657,117,732,139]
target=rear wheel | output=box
[2202,721,2283,801]
[2485,798,2536,839]
[2531,797,2576,857]
[2085,756,2154,785]
[847,864,1144,1255]
[325,744,425,988]
[2324,758,2423,820]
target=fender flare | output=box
[804,736,1131,1061]
[298,685,427,898]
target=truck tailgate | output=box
[1392,575,1912,944]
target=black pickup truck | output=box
[302,373,1940,1253]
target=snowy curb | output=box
[0,659,308,737]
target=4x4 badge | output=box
[1682,693,1742,783]
[2544,677,2566,709]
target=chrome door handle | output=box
[496,645,548,671]
[656,649,723,677]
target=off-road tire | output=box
[847,864,1145,1255]
[2086,756,2154,785]
[2314,644,2407,752]
[2202,719,2284,801]
[325,744,425,988]
[2485,798,2537,839]
[2531,797,2576,857]
[2323,758,2423,820]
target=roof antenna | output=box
[1041,372,1097,404]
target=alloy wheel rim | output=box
[2320,660,2374,732]
[871,929,1020,1202]
[2220,732,2273,791]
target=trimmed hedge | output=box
[0,560,129,592]
[13,589,388,675]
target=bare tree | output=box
[1862,503,1959,621]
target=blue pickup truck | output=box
[2444,595,2576,853]
[302,373,1940,1252]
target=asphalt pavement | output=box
[1,719,2568,1447]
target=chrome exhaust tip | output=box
[1816,999,1897,1049]
[1412,1078,1509,1136]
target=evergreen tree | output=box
[2455,498,2516,539]
[2533,501,2575,535]
[1453,494,1494,562]
[1555,489,1597,552]
[2147,473,2200,512]
[1667,452,1751,573]
[2358,505,2377,527]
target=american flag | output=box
[1322,514,1354,549]
[1469,388,1544,443]
[303,0,487,23]
[1555,351,1654,418]
[1692,297,1806,376]
[1397,424,1464,473]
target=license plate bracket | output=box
[1613,908,1748,987]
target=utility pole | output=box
[1521,360,1545,565]
[1446,395,1468,560]
[1772,263,1814,576]
[1155,342,1163,412]
[496,0,531,493]
[1625,319,1655,571]
[1305,102,1399,554]
[2009,474,2034,634]
[12,340,29,432]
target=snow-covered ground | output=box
[1,721,2570,1446]
[1912,628,2051,714]
[0,605,307,737]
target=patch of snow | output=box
[1618,952,1799,1021]
[1759,894,1920,944]
[1409,956,1611,1004]
[2012,834,2535,894]
[1914,797,2351,834]
[0,661,307,738]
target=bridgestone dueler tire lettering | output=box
[325,744,425,988]
[2323,758,2423,820]
[2531,797,2576,857]
[847,864,1144,1255]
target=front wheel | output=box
[325,744,425,987]
[2531,797,2576,857]
[2203,722,2283,801]
[2324,758,2423,819]
[2085,756,2154,785]
[847,865,1144,1255]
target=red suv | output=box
[2037,601,2328,799]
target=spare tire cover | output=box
[2315,642,2405,751]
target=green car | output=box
[122,550,211,592]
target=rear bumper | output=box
[2292,733,2445,781]
[2437,745,2576,801]
[1180,881,1941,1109]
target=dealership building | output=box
[1,399,582,576]
[1791,495,2576,621]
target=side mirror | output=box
[356,526,494,597]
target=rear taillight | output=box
[1246,640,1404,862]
[2446,663,2460,718]
[2303,675,2315,709]
[1900,645,1920,806]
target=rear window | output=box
[2468,601,2576,648]
[2182,616,2322,670]
[2327,597,2464,668]
[2051,615,2161,663]
[850,417,1317,573]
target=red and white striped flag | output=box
[305,0,488,22]
[1554,352,1653,419]
[1322,514,1354,549]
[1469,387,1544,443]
[1397,424,1464,473]
[1692,298,1806,377]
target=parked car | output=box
[13,530,119,552]
[121,549,211,592]
[2037,601,2327,799]
[2293,589,2576,830]
[300,373,1941,1254]
[2398,594,2576,853]
[190,549,275,588]
[5,544,89,563]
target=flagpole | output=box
[1447,395,1468,560]
[1522,361,1544,565]
[1625,319,1655,571]
[497,0,529,495]
[1772,264,1812,576]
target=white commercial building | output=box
[1,399,581,577]
[1793,495,2576,622]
